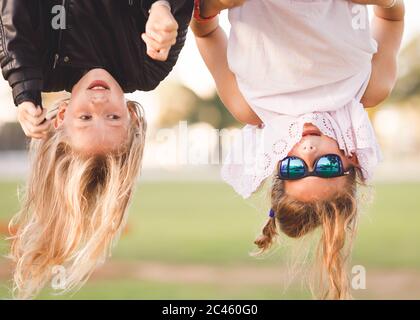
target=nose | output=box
[89,90,109,105]
[90,95,108,105]
[299,139,317,154]
[297,139,319,170]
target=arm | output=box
[0,0,43,107]
[190,3,262,126]
[356,0,405,108]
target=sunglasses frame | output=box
[277,154,354,181]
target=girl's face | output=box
[283,123,357,202]
[54,68,131,155]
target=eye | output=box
[107,114,121,120]
[79,115,92,120]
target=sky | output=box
[1,1,419,123]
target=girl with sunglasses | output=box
[191,0,404,299]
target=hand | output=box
[17,102,50,139]
[350,0,397,7]
[142,3,178,61]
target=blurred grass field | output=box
[0,180,419,299]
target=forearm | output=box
[0,0,43,106]
[199,0,229,17]
[372,0,405,56]
[194,21,261,125]
[374,0,405,21]
[190,0,244,37]
[190,14,219,37]
[361,1,405,107]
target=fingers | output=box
[19,101,43,117]
[147,47,171,61]
[142,33,173,61]
[147,16,178,35]
[141,32,176,50]
[145,27,178,44]
[144,5,179,61]
[17,103,51,139]
[22,118,51,139]
[23,107,48,127]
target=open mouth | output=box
[302,129,321,137]
[88,80,110,90]
[302,124,322,137]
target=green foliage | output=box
[392,34,420,102]
[156,82,240,129]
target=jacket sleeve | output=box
[139,0,193,91]
[0,0,43,107]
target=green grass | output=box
[1,181,420,267]
[352,183,420,268]
[0,181,419,299]
[0,280,310,300]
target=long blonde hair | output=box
[254,169,363,300]
[8,100,147,299]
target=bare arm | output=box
[355,0,405,107]
[190,2,262,126]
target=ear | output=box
[347,153,360,167]
[127,104,141,128]
[53,102,68,129]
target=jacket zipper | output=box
[53,0,67,69]
[53,53,59,69]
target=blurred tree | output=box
[156,82,198,128]
[0,122,28,150]
[391,34,420,102]
[198,94,241,129]
[364,34,420,120]
[156,82,240,129]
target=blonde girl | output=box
[0,0,193,298]
[9,98,146,299]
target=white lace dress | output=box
[221,0,382,198]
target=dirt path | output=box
[1,260,420,299]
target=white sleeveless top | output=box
[221,0,382,198]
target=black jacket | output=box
[0,0,193,107]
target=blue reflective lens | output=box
[288,158,306,179]
[279,159,291,178]
[315,155,341,177]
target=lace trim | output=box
[221,99,382,199]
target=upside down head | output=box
[8,96,146,299]
[254,124,363,300]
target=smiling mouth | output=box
[302,130,321,137]
[88,80,110,90]
[302,124,322,137]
